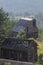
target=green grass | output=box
[4,62,11,65]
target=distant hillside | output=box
[8,12,43,28]
[0,0,43,14]
[35,13,43,28]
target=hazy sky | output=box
[0,0,43,13]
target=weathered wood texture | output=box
[0,38,37,63]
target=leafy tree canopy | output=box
[0,8,9,24]
[16,30,26,39]
[0,8,17,43]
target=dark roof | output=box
[13,19,31,33]
[0,38,28,51]
[0,37,37,51]
[13,25,25,33]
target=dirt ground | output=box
[0,59,36,65]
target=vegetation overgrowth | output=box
[0,8,43,65]
[27,38,43,65]
[27,38,43,55]
[38,28,43,38]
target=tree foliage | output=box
[0,8,17,43]
[16,30,26,39]
[0,8,8,24]
[38,28,43,38]
[0,8,9,38]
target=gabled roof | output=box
[13,25,25,33]
[13,18,33,33]
[20,17,33,21]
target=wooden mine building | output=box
[0,17,38,62]
[13,17,38,38]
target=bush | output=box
[38,54,43,65]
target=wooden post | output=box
[0,47,1,58]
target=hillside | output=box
[0,0,43,14]
[0,0,43,28]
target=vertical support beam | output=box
[9,50,12,59]
[1,48,3,58]
[0,47,1,58]
[17,52,19,61]
[9,50,10,59]
[28,42,32,62]
[28,49,31,62]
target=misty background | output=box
[0,0,43,28]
